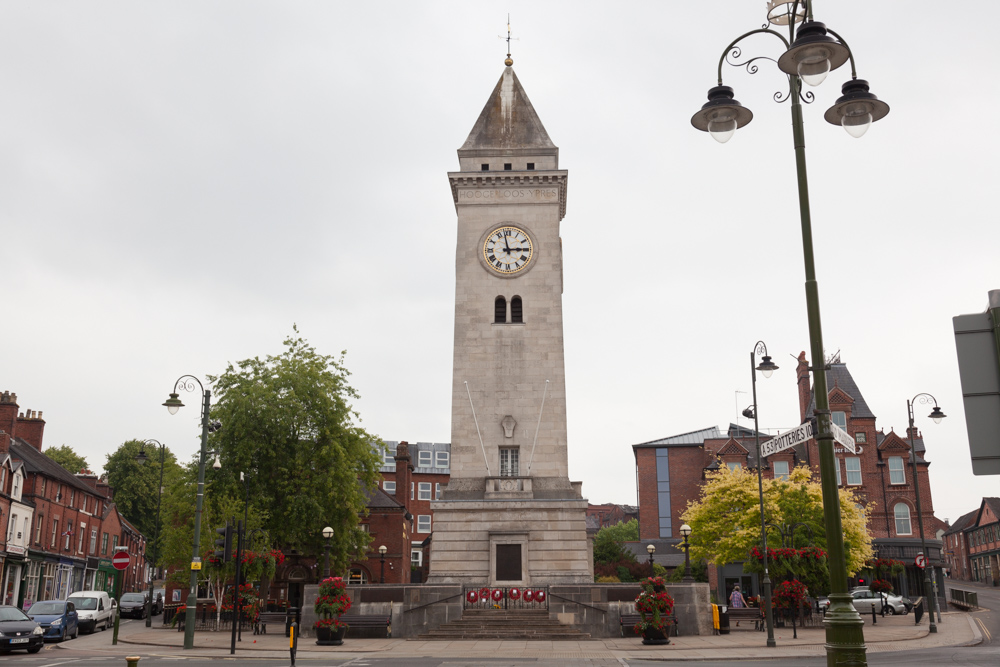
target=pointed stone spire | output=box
[459,68,556,154]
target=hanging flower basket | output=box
[869,579,893,595]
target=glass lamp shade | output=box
[777,22,849,84]
[797,52,831,87]
[212,454,221,469]
[646,543,656,555]
[163,393,184,415]
[680,523,693,538]
[135,448,148,465]
[929,407,946,424]
[691,86,752,139]
[824,79,889,133]
[378,545,388,554]
[756,355,779,378]
[322,526,334,539]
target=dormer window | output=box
[12,472,20,500]
[832,411,847,429]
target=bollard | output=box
[289,621,297,667]
[125,657,141,667]
[871,603,877,625]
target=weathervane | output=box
[500,14,517,66]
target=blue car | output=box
[27,600,79,642]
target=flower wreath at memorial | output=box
[508,587,521,600]
[633,576,674,635]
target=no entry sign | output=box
[112,551,131,570]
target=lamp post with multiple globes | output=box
[135,439,166,628]
[690,2,890,663]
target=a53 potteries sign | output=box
[760,422,813,458]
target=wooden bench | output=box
[339,614,391,638]
[727,607,764,630]
[620,613,679,637]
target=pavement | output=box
[89,610,983,661]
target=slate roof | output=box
[459,67,556,152]
[806,363,876,419]
[623,540,686,567]
[10,438,101,496]
[943,509,978,536]
[632,427,724,449]
[364,485,405,510]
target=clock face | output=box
[483,226,534,275]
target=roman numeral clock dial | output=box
[483,225,534,275]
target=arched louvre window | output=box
[511,296,523,323]
[494,296,507,323]
[894,503,912,535]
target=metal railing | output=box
[463,586,548,610]
[950,588,979,609]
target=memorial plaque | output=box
[495,544,522,581]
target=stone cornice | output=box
[448,171,568,221]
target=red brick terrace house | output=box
[586,503,638,529]
[942,509,977,581]
[0,390,147,607]
[965,497,1000,584]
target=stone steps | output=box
[416,609,591,641]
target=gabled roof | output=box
[459,67,556,153]
[943,508,978,536]
[877,431,912,453]
[806,363,876,420]
[10,438,101,496]
[717,439,750,457]
[876,429,925,455]
[972,497,1000,528]
[364,485,405,510]
[632,426,724,450]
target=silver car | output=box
[849,587,908,615]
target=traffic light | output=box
[214,523,232,563]
[856,576,866,586]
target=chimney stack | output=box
[16,405,46,451]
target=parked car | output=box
[0,605,45,653]
[27,600,79,642]
[119,593,149,619]
[68,590,115,633]
[818,588,909,615]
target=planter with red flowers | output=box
[633,576,674,645]
[314,577,352,645]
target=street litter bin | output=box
[718,605,730,634]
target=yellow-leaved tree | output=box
[681,465,873,593]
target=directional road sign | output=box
[761,422,813,458]
[831,422,856,454]
[112,551,131,570]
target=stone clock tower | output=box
[427,64,592,585]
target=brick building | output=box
[586,503,638,529]
[964,497,1000,584]
[942,509,977,581]
[632,354,947,603]
[0,390,147,608]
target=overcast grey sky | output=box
[3,1,997,526]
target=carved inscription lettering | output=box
[459,188,558,202]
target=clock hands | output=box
[503,235,512,253]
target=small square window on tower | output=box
[481,164,489,171]
[526,163,535,170]
[504,163,512,170]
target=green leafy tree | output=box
[45,445,89,474]
[593,518,640,564]
[104,439,181,556]
[681,465,872,594]
[205,329,383,574]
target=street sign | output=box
[915,553,926,569]
[191,561,202,571]
[761,422,813,458]
[830,422,856,454]
[112,551,131,570]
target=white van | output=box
[67,591,115,634]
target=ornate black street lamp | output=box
[742,341,778,647]
[379,545,388,584]
[690,3,888,663]
[679,524,694,582]
[906,393,946,633]
[646,543,656,577]
[162,375,221,650]
[135,439,166,628]
[322,526,334,578]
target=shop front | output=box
[2,545,26,607]
[96,559,116,597]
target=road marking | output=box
[976,616,991,642]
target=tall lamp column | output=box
[645,544,656,577]
[745,341,778,647]
[163,376,221,650]
[322,526,334,578]
[690,3,890,664]
[906,394,946,633]
[379,545,388,584]
[136,439,167,628]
